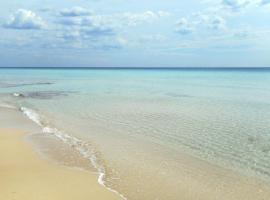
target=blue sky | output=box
[0,0,270,67]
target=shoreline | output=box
[0,105,127,200]
[1,105,270,200]
[0,128,122,200]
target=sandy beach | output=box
[0,128,121,200]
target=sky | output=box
[0,0,270,67]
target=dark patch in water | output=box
[247,136,256,143]
[13,91,72,100]
[1,82,53,88]
[262,147,270,154]
[247,136,270,154]
[165,92,191,98]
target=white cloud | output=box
[4,9,46,30]
[61,25,115,41]
[59,7,92,17]
[58,15,115,38]
[57,10,170,31]
[119,11,165,26]
[175,13,227,35]
[59,27,122,50]
[56,10,170,49]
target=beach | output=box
[0,127,122,200]
[1,68,270,199]
[1,106,270,200]
[0,106,122,200]
[1,0,270,197]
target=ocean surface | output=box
[1,68,270,199]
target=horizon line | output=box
[0,67,270,70]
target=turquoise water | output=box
[1,68,270,199]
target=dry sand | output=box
[0,128,122,200]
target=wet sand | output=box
[0,128,122,200]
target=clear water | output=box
[1,68,270,199]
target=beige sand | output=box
[0,128,122,200]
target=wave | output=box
[20,107,43,126]
[19,106,127,200]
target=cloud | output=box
[157,11,171,17]
[222,0,249,9]
[56,8,130,47]
[119,11,169,26]
[82,26,115,37]
[4,9,46,30]
[175,13,226,36]
[57,10,171,39]
[58,10,170,27]
[60,20,115,43]
[233,29,250,38]
[58,16,115,38]
[175,18,194,35]
[261,0,270,5]
[59,7,92,17]
[207,16,227,30]
[61,26,115,42]
[220,0,270,10]
[59,27,122,50]
[58,17,88,26]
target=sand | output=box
[0,128,122,200]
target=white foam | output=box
[20,107,42,126]
[20,106,127,200]
[13,93,22,97]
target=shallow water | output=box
[1,68,270,199]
